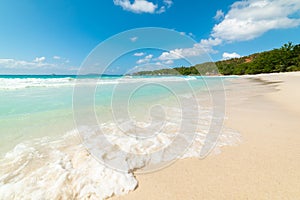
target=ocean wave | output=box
[0,131,137,200]
[78,106,240,173]
[0,78,75,90]
[0,106,240,199]
[0,79,237,199]
[0,76,200,90]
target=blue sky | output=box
[0,0,300,74]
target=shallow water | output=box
[0,75,240,199]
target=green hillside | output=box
[132,42,300,76]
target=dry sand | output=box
[112,72,300,200]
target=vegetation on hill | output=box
[132,42,300,76]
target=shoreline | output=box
[112,71,300,200]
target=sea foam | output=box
[0,78,75,90]
[0,76,199,90]
[0,131,137,200]
[0,107,240,199]
[0,76,240,199]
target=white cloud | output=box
[33,56,46,63]
[222,52,241,60]
[179,32,195,38]
[214,10,224,21]
[130,36,138,42]
[0,59,19,69]
[136,54,153,64]
[158,38,222,60]
[157,6,166,14]
[157,0,300,61]
[145,54,153,59]
[163,0,173,8]
[159,50,181,60]
[134,52,145,56]
[164,60,174,65]
[0,57,76,74]
[212,0,300,42]
[198,38,222,49]
[0,58,54,69]
[113,0,173,14]
[53,56,61,60]
[113,0,157,13]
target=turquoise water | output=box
[0,75,236,152]
[0,75,240,199]
[0,75,210,152]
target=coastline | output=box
[112,71,300,199]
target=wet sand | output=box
[112,72,300,200]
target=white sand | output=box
[112,72,300,200]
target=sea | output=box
[0,75,240,200]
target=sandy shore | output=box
[112,72,300,200]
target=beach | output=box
[1,0,300,199]
[112,72,300,200]
[0,75,238,199]
[0,72,299,199]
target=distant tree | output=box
[131,42,300,76]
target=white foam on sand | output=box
[0,131,137,200]
[78,107,240,173]
[0,106,240,200]
[0,78,241,199]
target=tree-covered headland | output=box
[132,42,300,76]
